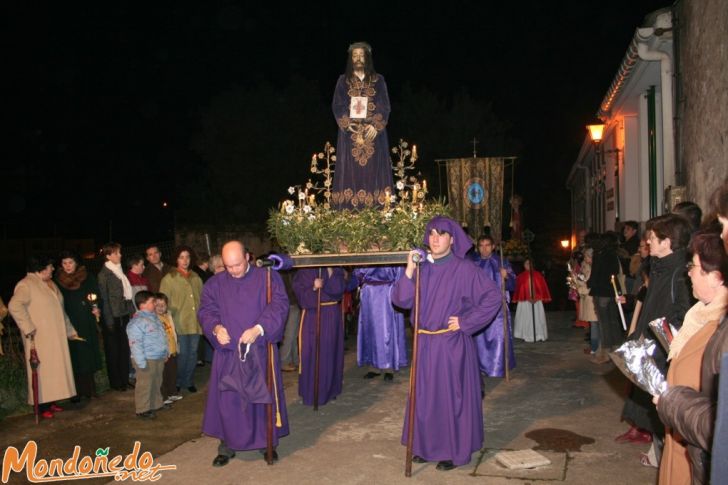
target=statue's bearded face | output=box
[351,48,366,69]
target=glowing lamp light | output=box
[586,123,605,143]
[560,239,570,249]
[162,201,168,208]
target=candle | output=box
[412,145,418,161]
[422,180,427,194]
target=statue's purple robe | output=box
[293,268,345,406]
[331,73,393,209]
[392,254,501,466]
[472,254,516,377]
[197,267,290,451]
[353,266,408,371]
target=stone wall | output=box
[676,0,728,213]
[175,224,274,260]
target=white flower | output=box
[396,181,405,190]
[390,195,397,203]
[329,146,335,154]
[282,219,290,226]
[414,183,421,191]
[308,214,316,221]
[384,211,393,220]
[331,155,336,162]
[391,147,398,154]
[318,153,324,159]
[404,150,411,156]
[298,191,306,200]
[402,141,408,148]
[287,186,295,195]
[285,204,295,215]
[303,205,312,214]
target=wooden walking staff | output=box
[314,267,323,412]
[265,268,275,465]
[404,259,421,477]
[499,246,511,383]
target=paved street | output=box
[2,311,658,484]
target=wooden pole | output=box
[265,268,275,465]
[314,268,323,411]
[404,263,421,477]
[528,263,537,343]
[499,246,511,383]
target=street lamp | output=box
[586,123,605,143]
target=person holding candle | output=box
[331,41,393,209]
[54,250,103,401]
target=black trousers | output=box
[102,315,131,389]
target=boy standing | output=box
[155,293,183,404]
[127,291,168,419]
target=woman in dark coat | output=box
[55,250,103,400]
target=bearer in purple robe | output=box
[471,234,516,378]
[293,267,346,406]
[331,41,393,209]
[392,216,501,471]
[351,266,408,381]
[197,241,290,467]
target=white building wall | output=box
[622,115,641,222]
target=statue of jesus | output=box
[331,42,393,209]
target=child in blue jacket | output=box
[127,291,169,418]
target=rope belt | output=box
[269,345,282,427]
[417,327,456,335]
[320,301,338,307]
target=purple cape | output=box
[197,267,290,450]
[293,268,345,406]
[392,253,501,466]
[353,266,408,371]
[331,74,393,209]
[472,254,516,377]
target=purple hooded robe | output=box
[472,253,516,377]
[392,217,501,466]
[353,266,408,371]
[293,268,346,406]
[198,267,290,450]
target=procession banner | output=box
[445,158,504,241]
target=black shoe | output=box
[188,386,198,393]
[136,411,157,419]
[155,403,173,412]
[363,372,381,379]
[259,449,279,462]
[70,396,81,403]
[412,455,427,464]
[436,460,455,471]
[212,454,233,467]
[383,373,393,382]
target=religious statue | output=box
[331,41,393,209]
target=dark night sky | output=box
[6,1,669,245]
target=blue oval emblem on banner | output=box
[467,180,485,205]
